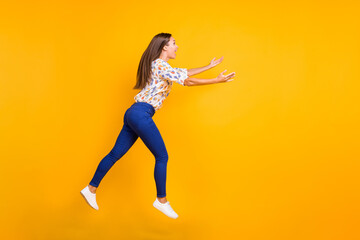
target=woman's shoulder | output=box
[152,58,170,67]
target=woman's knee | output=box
[108,149,123,162]
[155,152,169,163]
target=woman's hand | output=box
[208,56,224,69]
[216,70,236,83]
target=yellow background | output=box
[1,0,359,239]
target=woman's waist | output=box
[130,101,156,115]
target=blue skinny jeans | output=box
[89,102,168,198]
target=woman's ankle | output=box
[88,184,97,193]
[157,196,167,203]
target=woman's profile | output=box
[80,32,236,219]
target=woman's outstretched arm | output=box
[187,65,211,77]
[184,69,236,86]
[187,56,224,76]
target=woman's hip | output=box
[128,101,155,116]
[124,101,155,125]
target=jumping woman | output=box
[80,32,236,219]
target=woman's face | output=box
[163,36,178,59]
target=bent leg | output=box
[89,123,138,187]
[127,115,168,198]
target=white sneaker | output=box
[80,185,99,210]
[153,198,179,219]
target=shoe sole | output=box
[80,190,99,210]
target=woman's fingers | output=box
[225,72,235,82]
[218,70,235,83]
[215,56,223,64]
[225,72,235,77]
[222,71,235,75]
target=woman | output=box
[81,32,236,219]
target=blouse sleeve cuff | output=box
[175,67,189,86]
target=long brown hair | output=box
[133,32,172,90]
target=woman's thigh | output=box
[110,122,139,158]
[125,108,168,158]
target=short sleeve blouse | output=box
[157,60,188,86]
[133,58,189,111]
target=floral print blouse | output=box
[134,58,189,111]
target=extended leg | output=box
[89,123,138,188]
